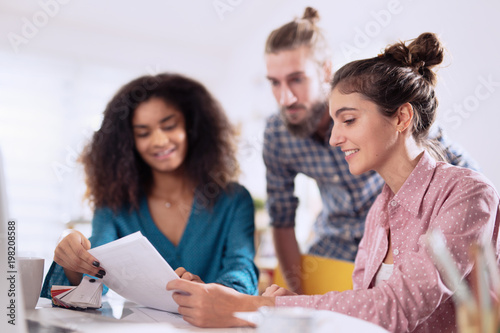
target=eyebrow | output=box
[133,115,176,129]
[286,71,304,78]
[266,71,305,81]
[335,107,358,118]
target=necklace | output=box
[163,195,180,208]
[151,179,193,210]
[159,188,188,209]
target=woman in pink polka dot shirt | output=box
[167,32,500,332]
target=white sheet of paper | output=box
[88,232,180,313]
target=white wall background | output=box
[0,0,499,265]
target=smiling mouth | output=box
[344,149,359,157]
[154,148,175,158]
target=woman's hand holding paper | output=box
[175,267,204,283]
[262,284,297,297]
[54,230,105,285]
[167,279,272,328]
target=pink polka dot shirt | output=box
[276,151,500,332]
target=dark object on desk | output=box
[27,319,80,333]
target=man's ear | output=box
[322,59,333,83]
[396,103,414,133]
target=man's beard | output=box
[280,101,328,138]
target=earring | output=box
[397,128,402,134]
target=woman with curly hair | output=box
[41,73,259,297]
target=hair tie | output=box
[415,60,426,75]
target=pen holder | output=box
[455,278,500,333]
[456,302,499,333]
[456,302,481,333]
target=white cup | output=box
[260,308,314,333]
[238,307,315,333]
[18,257,45,309]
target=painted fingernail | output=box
[95,273,104,279]
[98,270,106,276]
[92,261,100,267]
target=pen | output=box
[470,244,495,333]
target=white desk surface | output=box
[27,294,388,333]
[27,297,246,333]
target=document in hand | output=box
[88,231,180,313]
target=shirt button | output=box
[393,249,399,256]
[333,175,340,182]
[390,200,397,207]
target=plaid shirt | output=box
[263,114,479,261]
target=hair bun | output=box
[384,32,444,85]
[302,7,320,24]
[407,33,444,69]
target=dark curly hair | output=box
[81,73,239,212]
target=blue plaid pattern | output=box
[263,114,479,261]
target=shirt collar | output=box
[382,151,437,217]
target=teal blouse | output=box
[41,183,259,297]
